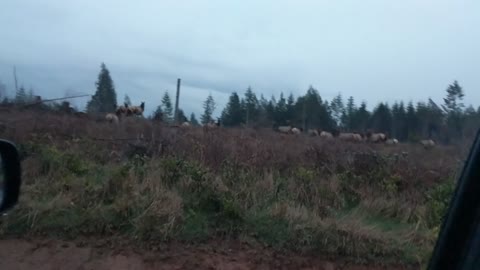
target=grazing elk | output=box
[277,126,292,134]
[308,129,319,136]
[320,131,334,139]
[385,138,399,145]
[420,139,435,149]
[291,127,302,135]
[366,131,387,143]
[338,132,363,142]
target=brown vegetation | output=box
[0,108,469,267]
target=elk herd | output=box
[103,102,436,149]
[105,102,145,124]
[276,126,435,148]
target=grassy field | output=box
[0,109,467,267]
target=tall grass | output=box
[0,109,467,266]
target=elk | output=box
[420,139,435,149]
[338,133,363,142]
[128,102,145,116]
[115,103,130,117]
[105,113,119,124]
[385,138,399,145]
[320,131,334,139]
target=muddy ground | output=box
[0,238,417,270]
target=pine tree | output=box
[27,87,34,103]
[463,105,479,139]
[124,95,132,106]
[391,102,407,140]
[330,93,345,127]
[342,96,356,130]
[370,102,392,134]
[15,86,27,104]
[221,92,243,126]
[86,63,117,113]
[442,81,465,141]
[0,79,6,101]
[275,92,288,125]
[442,80,464,115]
[406,101,418,140]
[285,93,295,123]
[177,109,188,123]
[161,91,173,122]
[244,86,259,125]
[152,105,163,121]
[201,94,216,124]
[190,113,199,126]
[351,101,369,131]
[299,86,334,130]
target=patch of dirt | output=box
[0,238,415,270]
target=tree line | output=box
[1,63,478,143]
[220,81,479,143]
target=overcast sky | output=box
[0,1,479,116]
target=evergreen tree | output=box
[275,93,288,125]
[15,86,27,104]
[27,87,35,103]
[463,105,479,139]
[391,102,408,140]
[177,109,188,123]
[342,96,356,130]
[201,94,216,124]
[244,86,259,125]
[152,105,163,121]
[370,102,392,134]
[86,63,117,113]
[286,93,296,123]
[0,79,6,100]
[124,95,132,106]
[351,101,369,131]
[161,91,173,122]
[330,93,345,127]
[405,101,418,140]
[297,86,334,130]
[221,92,244,126]
[190,113,199,126]
[258,94,273,126]
[427,99,446,141]
[442,80,465,115]
[442,81,465,141]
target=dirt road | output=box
[0,238,415,270]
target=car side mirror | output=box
[0,140,21,214]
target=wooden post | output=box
[174,78,181,123]
[302,100,306,131]
[13,66,18,92]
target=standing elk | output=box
[105,113,119,124]
[128,102,145,116]
[115,103,130,117]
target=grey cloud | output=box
[0,0,479,116]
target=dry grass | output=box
[0,108,469,266]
